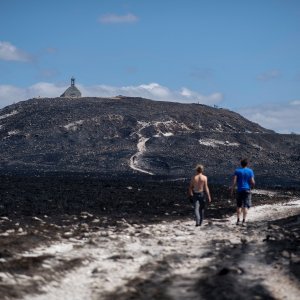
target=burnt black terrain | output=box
[0,96,299,186]
[0,97,299,300]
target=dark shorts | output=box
[193,192,206,208]
[236,190,252,208]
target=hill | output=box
[0,96,299,186]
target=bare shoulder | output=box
[201,174,208,181]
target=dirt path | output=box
[9,198,298,300]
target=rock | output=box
[80,223,89,232]
[218,267,230,276]
[281,250,290,258]
[32,275,45,283]
[0,249,12,258]
[268,224,280,230]
[291,254,300,263]
[92,267,101,274]
[91,219,100,223]
[88,239,98,245]
[32,216,44,223]
[218,266,244,276]
[100,231,109,237]
[80,212,93,218]
[107,254,134,261]
[240,237,248,244]
[137,232,152,239]
[62,232,73,238]
[263,235,276,242]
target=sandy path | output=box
[19,198,300,300]
[129,122,154,175]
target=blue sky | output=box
[0,0,299,133]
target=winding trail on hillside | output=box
[128,120,191,175]
[16,194,300,300]
[129,122,154,175]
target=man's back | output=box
[192,174,207,192]
[234,167,254,191]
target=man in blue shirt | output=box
[230,158,255,226]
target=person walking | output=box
[188,164,212,226]
[230,158,255,226]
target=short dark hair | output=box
[241,158,248,167]
[195,164,204,173]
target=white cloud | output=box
[79,83,223,105]
[238,101,300,134]
[180,87,222,104]
[0,83,65,107]
[290,100,300,106]
[0,82,223,108]
[0,85,25,105]
[257,69,281,81]
[27,83,65,97]
[0,41,31,62]
[98,13,138,24]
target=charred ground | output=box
[0,176,299,300]
[0,96,299,186]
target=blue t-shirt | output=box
[234,167,254,192]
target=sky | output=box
[0,0,299,133]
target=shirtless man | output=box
[188,164,212,226]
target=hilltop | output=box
[0,96,299,186]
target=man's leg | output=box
[199,199,206,225]
[236,192,243,225]
[236,207,242,225]
[242,207,248,225]
[242,192,251,225]
[194,200,201,226]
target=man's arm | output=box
[204,177,211,202]
[188,178,194,197]
[249,169,255,189]
[250,177,255,188]
[229,175,237,196]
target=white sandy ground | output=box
[129,122,154,175]
[0,110,19,120]
[198,138,240,148]
[4,195,299,300]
